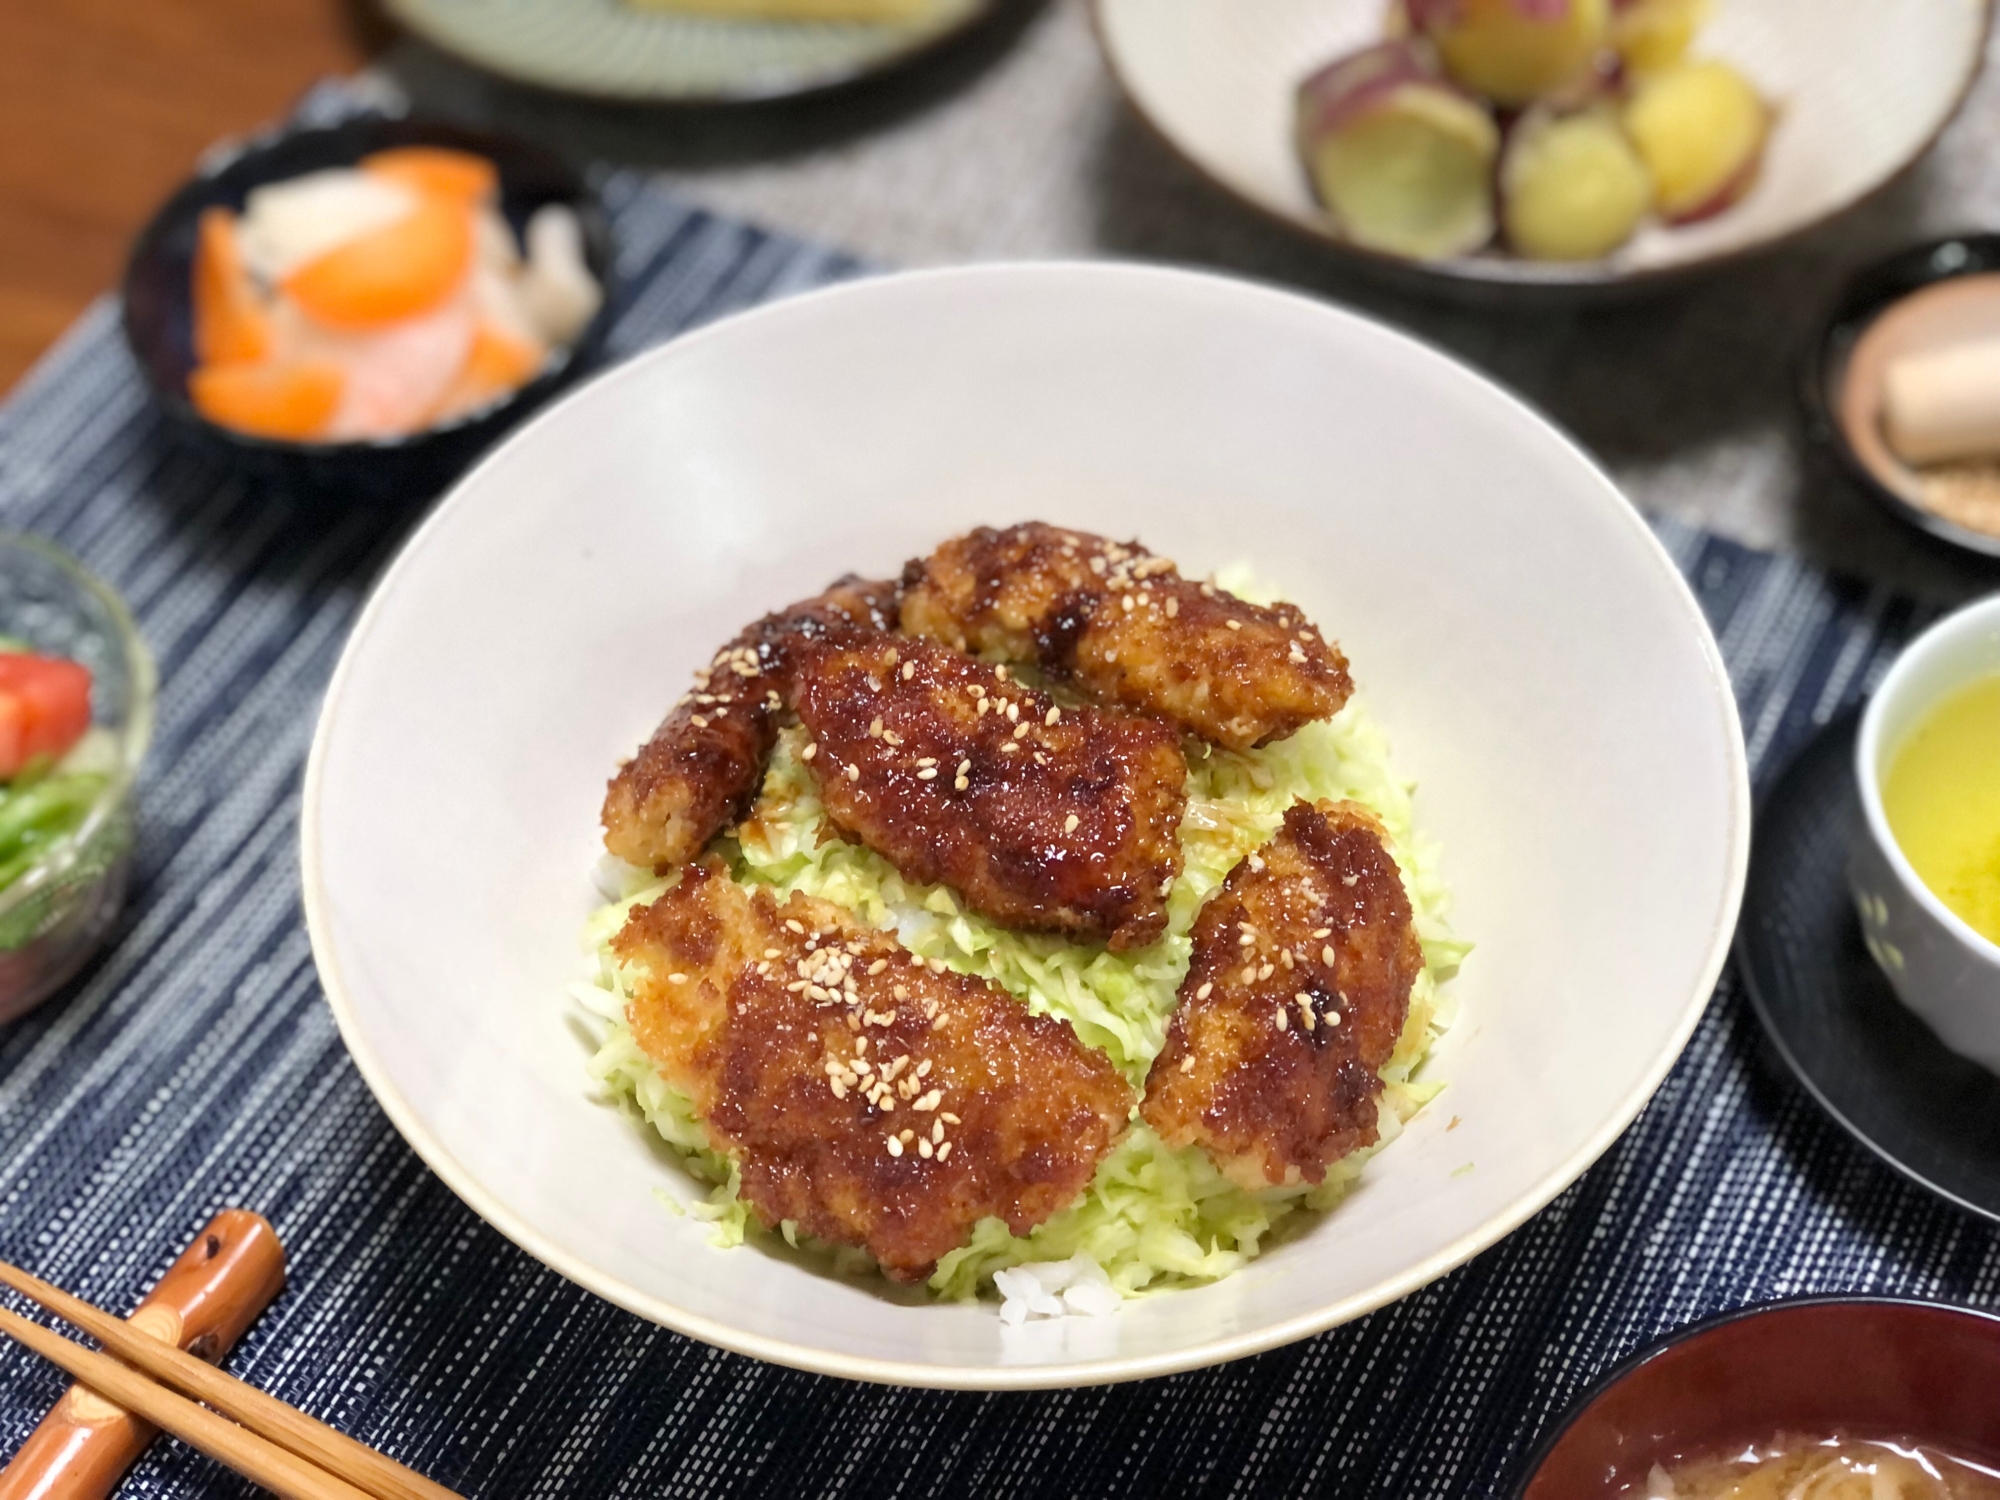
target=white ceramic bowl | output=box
[302,263,1750,1387]
[1851,595,2000,1072]
[1093,0,1990,291]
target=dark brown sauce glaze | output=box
[900,522,1352,751]
[602,576,899,872]
[615,862,1135,1280]
[790,634,1188,951]
[1142,799,1420,1189]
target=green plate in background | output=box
[385,0,993,102]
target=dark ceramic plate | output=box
[1513,1296,2000,1495]
[121,115,618,501]
[1736,708,2000,1222]
[1800,233,2000,560]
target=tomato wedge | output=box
[0,654,93,779]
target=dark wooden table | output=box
[0,1,386,392]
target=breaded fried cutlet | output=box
[789,634,1187,951]
[1141,799,1421,1190]
[602,576,898,872]
[614,862,1135,1280]
[900,523,1351,751]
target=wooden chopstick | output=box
[0,1262,463,1500]
[0,1301,374,1500]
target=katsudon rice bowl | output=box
[574,557,1470,1311]
[304,263,1749,1386]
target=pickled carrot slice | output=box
[188,360,343,441]
[360,146,500,206]
[191,207,274,366]
[430,320,548,424]
[282,195,474,330]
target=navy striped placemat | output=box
[0,121,1985,1500]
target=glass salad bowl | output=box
[0,535,154,1024]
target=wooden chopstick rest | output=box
[0,1257,464,1500]
[0,1208,285,1500]
[0,1302,373,1500]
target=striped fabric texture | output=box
[0,150,1987,1499]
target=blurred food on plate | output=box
[623,0,937,17]
[188,146,601,444]
[1296,0,1770,262]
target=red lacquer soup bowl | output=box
[1516,1297,2000,1497]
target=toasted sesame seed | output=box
[869,717,884,737]
[1063,813,1080,834]
[1343,873,1360,887]
[1274,1007,1290,1031]
[764,947,781,959]
[1195,981,1213,1000]
[801,743,818,762]
[929,958,948,973]
[1241,966,1257,983]
[1248,854,1264,872]
[1238,931,1256,947]
[867,958,889,975]
[1322,944,1336,965]
[668,973,687,984]
[1012,723,1029,740]
[917,1139,933,1159]
[936,1141,952,1161]
[917,767,938,781]
[1280,948,1295,969]
[830,1078,847,1099]
[902,662,916,679]
[887,1136,903,1157]
[786,919,805,933]
[1312,927,1332,938]
[1044,707,1060,725]
[1121,595,1135,613]
[1180,1055,1196,1073]
[845,764,860,782]
[1259,964,1275,980]
[1000,741,1019,754]
[917,757,937,767]
[1326,1010,1342,1026]
[995,665,1010,680]
[1299,997,1317,1031]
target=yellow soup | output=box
[1882,672,2000,944]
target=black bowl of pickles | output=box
[0,535,154,1024]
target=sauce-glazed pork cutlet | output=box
[789,635,1188,951]
[900,523,1352,752]
[602,576,898,872]
[1141,799,1421,1190]
[615,863,1135,1280]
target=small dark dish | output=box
[121,115,618,501]
[1802,233,2000,561]
[1514,1296,2000,1497]
[1736,708,2000,1222]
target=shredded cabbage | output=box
[573,572,1469,1301]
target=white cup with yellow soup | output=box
[1851,594,2000,1072]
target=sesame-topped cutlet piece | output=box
[789,634,1188,952]
[1140,798,1421,1190]
[900,523,1351,752]
[602,575,898,872]
[614,861,1134,1280]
